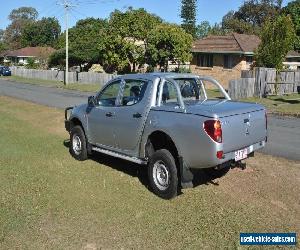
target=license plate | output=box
[235,148,248,161]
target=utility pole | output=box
[58,0,74,85]
[64,0,69,85]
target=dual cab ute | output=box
[65,73,267,199]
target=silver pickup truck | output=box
[65,73,267,199]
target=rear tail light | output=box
[204,120,222,143]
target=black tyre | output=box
[148,149,178,199]
[70,125,88,161]
[203,165,230,179]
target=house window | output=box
[245,56,253,65]
[197,54,213,67]
[224,55,233,69]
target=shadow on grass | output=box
[63,139,225,195]
[63,140,70,148]
[273,98,300,105]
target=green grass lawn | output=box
[206,89,300,116]
[0,96,299,249]
[242,93,300,116]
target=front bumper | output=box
[64,107,73,132]
[65,120,71,132]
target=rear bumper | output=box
[221,140,266,163]
[189,140,266,169]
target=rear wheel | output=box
[148,149,178,199]
[70,125,88,161]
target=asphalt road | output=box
[0,79,93,109]
[1,79,299,161]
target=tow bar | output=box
[231,161,247,170]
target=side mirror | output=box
[88,96,96,106]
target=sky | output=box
[0,0,293,30]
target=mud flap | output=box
[87,142,93,155]
[178,156,194,189]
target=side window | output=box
[202,80,225,100]
[161,81,179,105]
[121,79,148,106]
[97,81,121,107]
[175,78,199,100]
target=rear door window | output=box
[158,81,180,106]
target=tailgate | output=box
[221,109,267,153]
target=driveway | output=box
[1,79,299,161]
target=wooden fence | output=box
[228,78,255,99]
[229,68,300,99]
[10,67,117,86]
[254,68,300,98]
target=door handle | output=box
[133,112,142,118]
[106,112,113,117]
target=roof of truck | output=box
[119,72,199,81]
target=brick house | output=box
[191,33,260,88]
[191,33,300,88]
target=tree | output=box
[109,8,162,41]
[146,23,193,71]
[234,0,279,26]
[222,10,259,34]
[283,0,300,51]
[181,0,197,38]
[254,15,296,70]
[220,0,279,35]
[3,7,38,49]
[21,17,61,47]
[8,7,38,21]
[25,57,39,69]
[48,49,81,69]
[57,18,108,70]
[276,0,283,9]
[107,8,162,72]
[56,9,162,73]
[0,29,7,53]
[100,35,134,73]
[196,21,211,39]
[208,23,228,36]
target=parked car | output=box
[65,73,267,199]
[0,66,11,76]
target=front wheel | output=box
[148,149,178,199]
[70,125,88,161]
